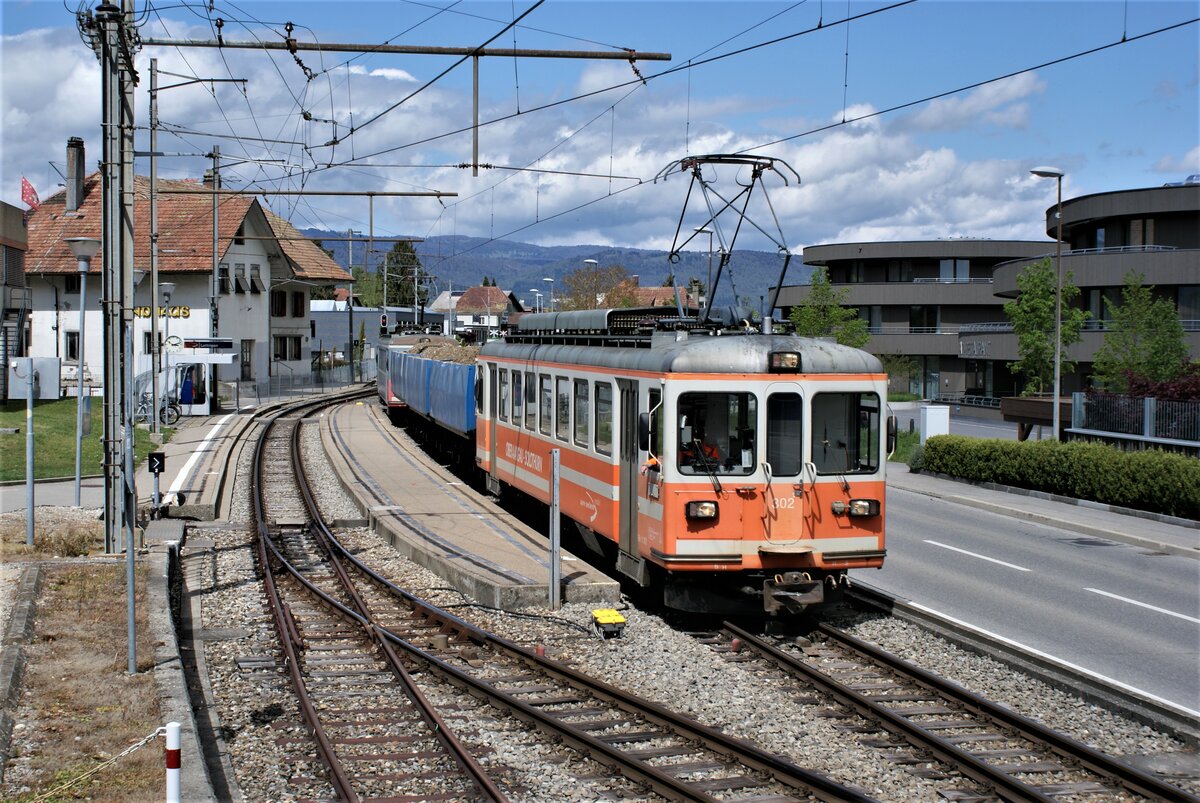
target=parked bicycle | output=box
[134,391,181,426]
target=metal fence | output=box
[1071,391,1200,452]
[218,358,376,411]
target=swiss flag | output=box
[20,177,39,210]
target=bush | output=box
[920,435,1200,520]
[907,442,925,473]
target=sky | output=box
[2,0,1197,267]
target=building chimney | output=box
[66,137,85,211]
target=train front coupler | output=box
[762,571,825,615]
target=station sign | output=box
[183,338,234,350]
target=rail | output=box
[721,621,1196,802]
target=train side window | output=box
[498,370,509,423]
[573,379,590,448]
[556,377,570,442]
[648,389,662,457]
[766,393,803,476]
[512,371,523,427]
[539,374,552,436]
[810,392,881,474]
[594,382,613,456]
[524,371,537,430]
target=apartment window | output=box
[234,263,248,293]
[292,291,305,318]
[271,290,287,317]
[249,264,265,293]
[858,305,882,331]
[847,261,865,283]
[1094,227,1106,250]
[218,263,231,294]
[886,260,912,283]
[594,382,613,456]
[909,305,938,332]
[65,274,81,294]
[1179,287,1199,331]
[65,331,80,362]
[234,225,245,246]
[939,259,969,282]
[272,335,303,361]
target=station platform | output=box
[320,400,621,610]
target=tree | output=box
[1091,271,1191,393]
[380,241,425,309]
[561,262,640,310]
[1003,257,1088,396]
[878,352,918,393]
[787,267,870,348]
[351,266,380,307]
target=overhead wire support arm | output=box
[137,38,672,62]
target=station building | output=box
[775,182,1200,404]
[20,144,350,413]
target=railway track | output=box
[250,396,877,801]
[253,398,501,802]
[697,622,1197,803]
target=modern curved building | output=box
[774,182,1199,402]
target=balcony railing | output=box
[911,277,994,284]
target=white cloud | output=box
[901,73,1045,133]
[348,65,417,82]
[1152,146,1200,175]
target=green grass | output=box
[888,429,921,464]
[0,399,168,482]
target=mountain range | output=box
[302,230,814,308]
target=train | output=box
[377,306,896,616]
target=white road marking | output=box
[884,594,1200,719]
[923,540,1031,572]
[1084,587,1200,624]
[167,414,235,497]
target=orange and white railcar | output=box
[475,307,895,614]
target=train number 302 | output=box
[772,496,796,509]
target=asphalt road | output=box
[855,486,1200,715]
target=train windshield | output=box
[810,392,881,475]
[677,392,757,476]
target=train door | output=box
[615,378,649,585]
[487,364,498,470]
[764,383,810,543]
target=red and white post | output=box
[165,721,181,803]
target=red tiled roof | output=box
[456,286,511,312]
[25,173,348,284]
[262,208,350,282]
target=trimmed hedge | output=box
[919,435,1200,521]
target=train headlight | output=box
[685,501,718,519]
[832,499,880,516]
[769,351,801,372]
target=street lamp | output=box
[1030,166,1065,440]
[529,289,543,313]
[694,227,713,311]
[160,282,176,404]
[543,276,555,312]
[66,237,100,507]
